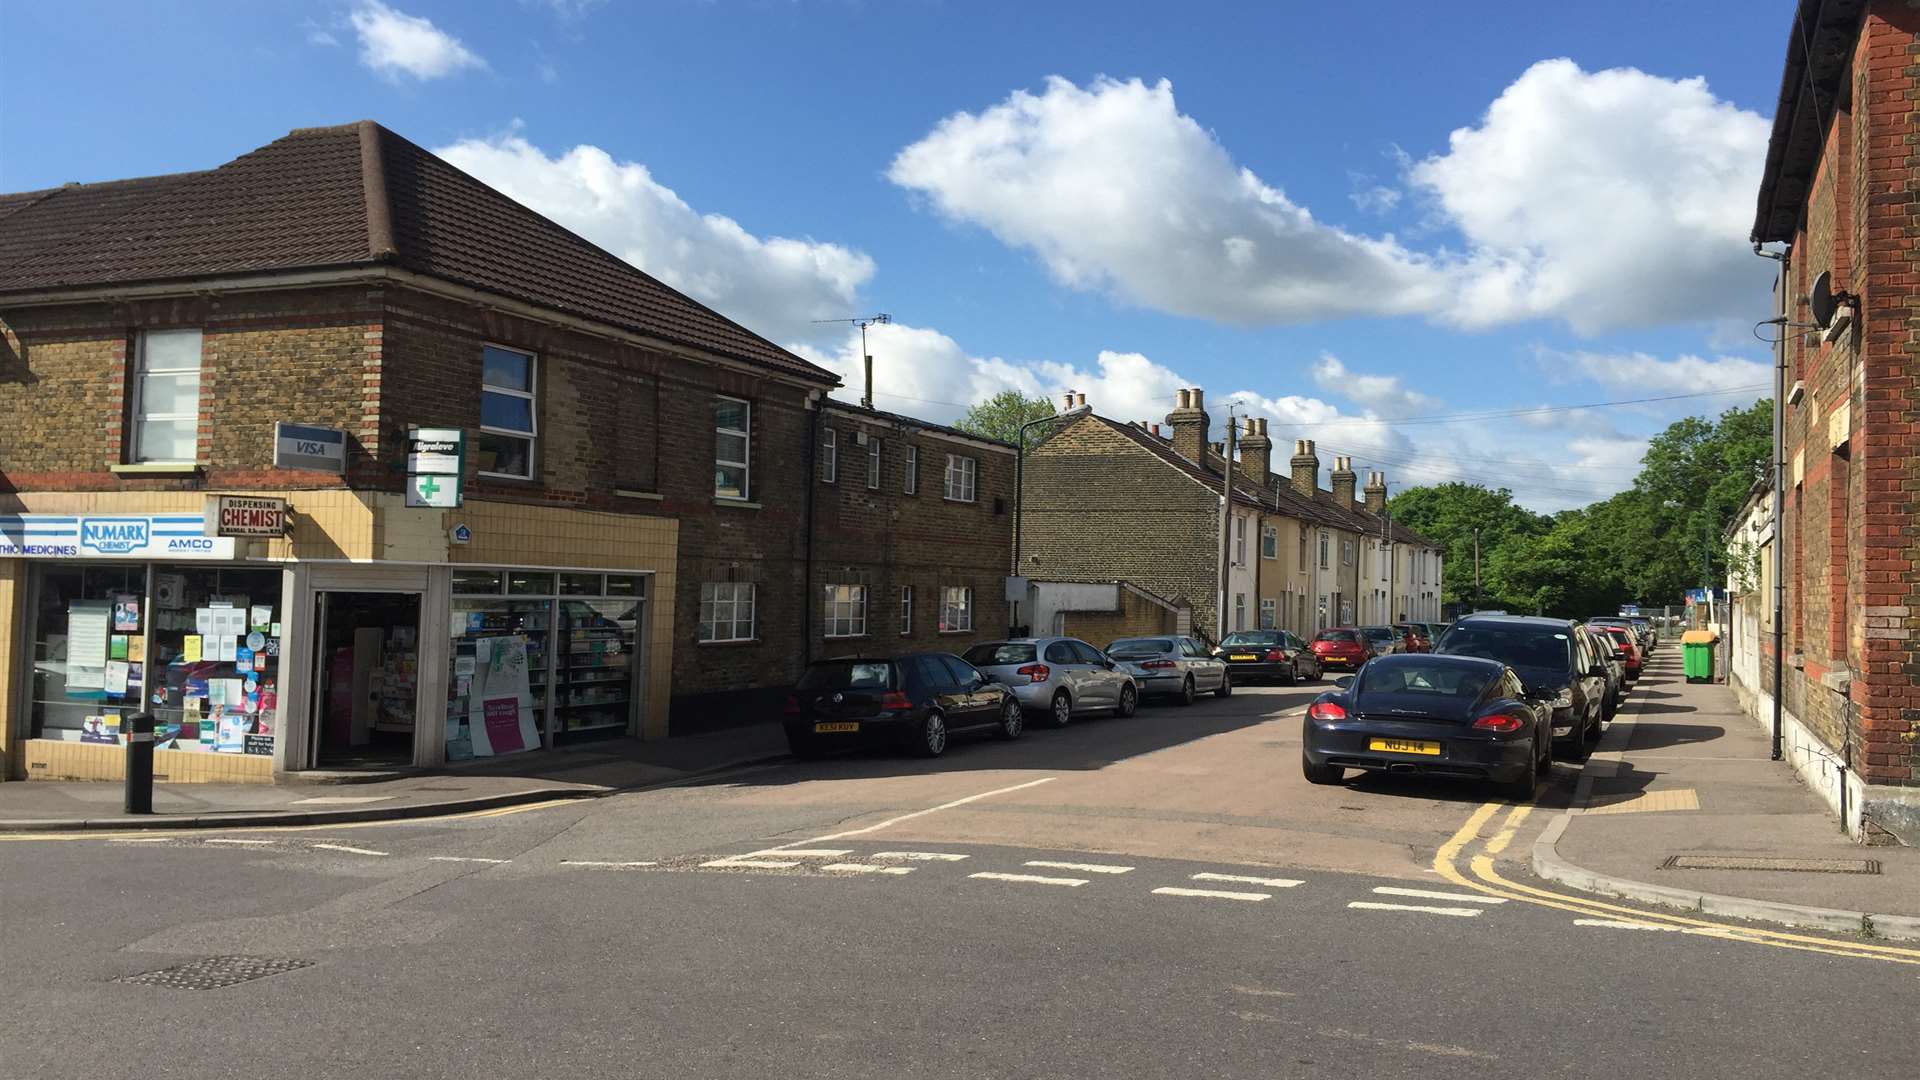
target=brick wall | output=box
[1063,585,1182,646]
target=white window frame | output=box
[943,453,977,503]
[1298,529,1309,571]
[1262,526,1278,560]
[899,584,913,635]
[1342,539,1355,566]
[715,396,752,499]
[867,436,882,489]
[698,582,755,642]
[478,343,538,480]
[1234,593,1247,631]
[1234,517,1246,565]
[941,586,973,632]
[1260,598,1277,629]
[821,427,837,484]
[904,445,917,494]
[130,328,203,464]
[1318,531,1330,570]
[824,584,867,638]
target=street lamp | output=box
[1011,399,1093,634]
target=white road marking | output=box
[748,848,852,858]
[1348,901,1482,917]
[1574,918,1682,932]
[1024,860,1133,875]
[768,776,1058,849]
[1153,886,1270,902]
[428,856,509,864]
[1193,872,1303,888]
[701,858,800,870]
[560,860,657,868]
[1372,886,1507,905]
[871,851,969,862]
[310,843,387,856]
[204,838,276,846]
[822,863,914,875]
[969,871,1088,887]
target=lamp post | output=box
[1011,400,1092,634]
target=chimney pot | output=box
[1062,392,1076,411]
[1075,392,1087,408]
[1191,388,1205,410]
[1256,418,1268,436]
[1176,389,1191,409]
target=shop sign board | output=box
[407,473,461,509]
[407,428,464,475]
[273,422,347,473]
[0,514,237,559]
[206,495,291,537]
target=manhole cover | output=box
[1659,855,1881,875]
[114,956,314,990]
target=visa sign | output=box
[79,517,150,554]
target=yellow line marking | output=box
[1483,804,1533,855]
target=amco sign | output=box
[0,514,237,560]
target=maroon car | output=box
[1310,628,1373,672]
[1394,623,1433,653]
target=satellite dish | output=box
[1810,270,1842,329]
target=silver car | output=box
[961,638,1138,727]
[1105,635,1231,705]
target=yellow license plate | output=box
[1368,738,1440,756]
[1230,654,1258,661]
[814,722,860,733]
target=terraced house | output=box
[0,120,1007,783]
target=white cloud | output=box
[302,18,339,47]
[350,1,486,81]
[435,131,875,343]
[1410,59,1771,333]
[1535,347,1772,396]
[1310,354,1440,416]
[888,76,1449,325]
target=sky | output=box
[0,0,1798,512]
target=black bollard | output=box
[124,712,156,814]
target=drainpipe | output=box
[804,393,820,665]
[1768,245,1790,761]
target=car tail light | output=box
[1307,701,1347,721]
[879,691,913,711]
[783,694,800,715]
[1140,659,1176,669]
[1265,649,1285,662]
[1015,663,1051,684]
[1473,713,1525,733]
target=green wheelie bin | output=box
[1681,629,1717,682]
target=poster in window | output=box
[113,596,140,632]
[65,602,112,691]
[467,635,537,757]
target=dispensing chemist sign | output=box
[205,496,291,538]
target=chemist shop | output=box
[2,502,669,784]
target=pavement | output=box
[1531,647,1920,938]
[0,720,791,830]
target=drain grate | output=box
[1660,855,1881,875]
[114,955,314,990]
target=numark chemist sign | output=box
[0,515,236,559]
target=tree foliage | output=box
[954,390,1056,445]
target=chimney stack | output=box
[1166,387,1210,463]
[1061,391,1076,412]
[1331,456,1358,508]
[1289,439,1320,497]
[1239,416,1272,482]
[1364,470,1388,514]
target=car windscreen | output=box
[1358,661,1495,701]
[1438,627,1571,671]
[1315,630,1360,643]
[1359,627,1395,642]
[1220,632,1281,647]
[1108,638,1172,656]
[963,643,1036,667]
[797,660,895,690]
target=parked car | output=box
[1300,653,1551,801]
[1435,614,1607,757]
[1394,623,1432,653]
[1106,635,1231,704]
[784,653,1023,758]
[1581,625,1624,720]
[1590,616,1653,654]
[1601,625,1644,678]
[962,637,1138,727]
[1417,622,1448,646]
[1626,617,1657,651]
[1211,630,1322,685]
[1358,626,1408,656]
[1311,628,1373,673]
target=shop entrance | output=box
[311,591,422,768]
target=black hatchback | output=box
[1435,615,1608,756]
[1300,653,1551,800]
[784,653,1024,759]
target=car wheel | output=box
[1050,690,1074,728]
[1302,756,1345,785]
[914,710,948,758]
[1281,664,1297,686]
[1497,764,1536,803]
[1178,677,1196,706]
[996,698,1024,741]
[1116,684,1138,718]
[1215,670,1233,698]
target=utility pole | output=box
[1217,404,1239,641]
[1382,504,1394,626]
[1472,527,1482,613]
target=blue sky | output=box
[1,0,1797,511]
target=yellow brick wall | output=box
[23,739,274,784]
[1065,588,1182,649]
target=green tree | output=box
[1385,482,1551,611]
[954,390,1057,445]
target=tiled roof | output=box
[0,121,834,383]
[821,399,1017,451]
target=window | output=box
[821,428,837,484]
[867,437,882,489]
[1260,598,1277,629]
[1318,531,1330,570]
[1045,641,1076,665]
[823,584,867,638]
[1342,540,1355,566]
[478,345,536,478]
[941,586,973,632]
[715,397,751,499]
[899,585,913,635]
[1234,517,1247,565]
[1262,526,1278,560]
[1068,641,1106,665]
[944,453,977,502]
[904,445,918,494]
[1298,529,1309,571]
[131,329,203,463]
[698,582,755,642]
[1234,593,1247,631]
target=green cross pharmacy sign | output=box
[404,427,464,508]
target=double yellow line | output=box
[1435,801,1920,966]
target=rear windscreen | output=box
[1438,628,1571,670]
[1109,639,1172,655]
[798,661,895,690]
[1221,632,1281,647]
[1316,630,1359,643]
[963,643,1036,666]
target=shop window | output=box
[560,572,603,596]
[448,594,551,760]
[944,453,977,502]
[940,586,973,632]
[478,345,536,479]
[27,565,147,741]
[716,396,751,499]
[904,446,917,494]
[605,575,645,598]
[451,568,505,594]
[508,570,554,595]
[131,329,202,463]
[824,584,867,638]
[554,596,638,740]
[700,582,755,642]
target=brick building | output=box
[1746,0,1920,840]
[0,120,1002,781]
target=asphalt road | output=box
[5,679,1916,1079]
